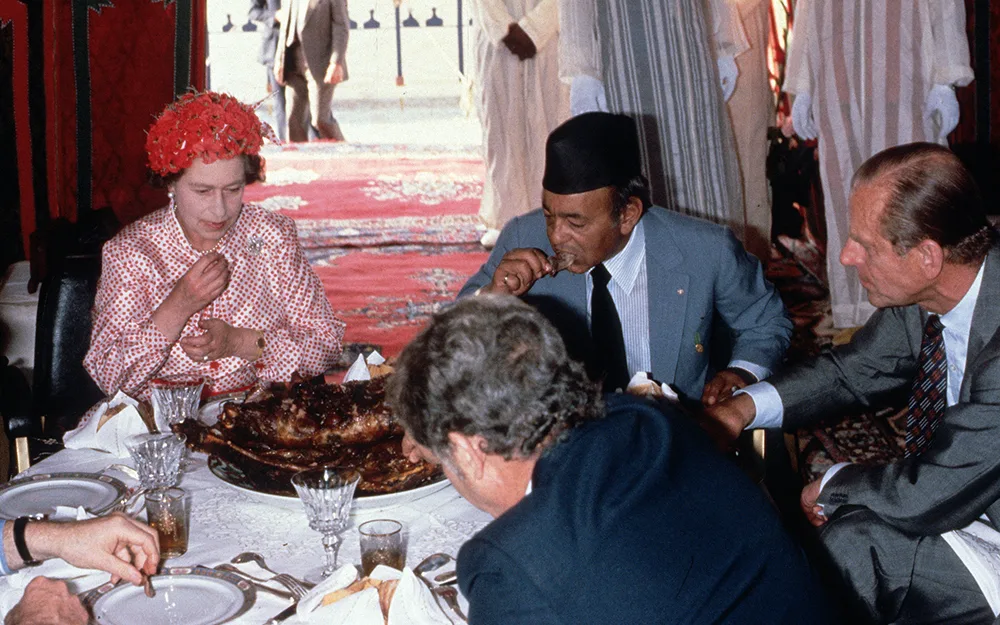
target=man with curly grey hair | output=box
[387,294,833,624]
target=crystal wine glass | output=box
[291,467,361,582]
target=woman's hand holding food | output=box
[152,253,230,341]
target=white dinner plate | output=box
[207,455,452,511]
[0,473,128,519]
[83,566,255,625]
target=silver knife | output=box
[264,603,298,624]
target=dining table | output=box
[0,445,492,624]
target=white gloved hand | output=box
[924,84,960,143]
[717,56,738,102]
[570,75,608,116]
[791,93,818,140]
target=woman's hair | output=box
[148,153,266,188]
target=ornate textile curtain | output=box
[45,0,207,229]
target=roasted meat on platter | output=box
[176,375,442,496]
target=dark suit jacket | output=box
[773,244,1000,535]
[460,208,792,401]
[457,394,833,624]
[275,0,350,83]
[249,0,281,66]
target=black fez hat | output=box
[542,112,643,195]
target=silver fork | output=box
[433,586,468,622]
[271,573,311,599]
[214,564,297,601]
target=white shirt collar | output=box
[939,259,986,330]
[591,218,645,294]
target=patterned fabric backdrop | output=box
[44,0,206,227]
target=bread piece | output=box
[377,579,399,618]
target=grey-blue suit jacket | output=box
[459,207,792,401]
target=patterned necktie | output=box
[591,264,630,392]
[905,315,947,457]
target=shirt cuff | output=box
[737,382,784,429]
[728,360,770,382]
[0,519,11,576]
[819,463,851,493]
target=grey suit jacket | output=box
[460,207,792,401]
[775,244,1000,535]
[275,0,350,83]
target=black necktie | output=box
[591,264,629,391]
[904,315,947,457]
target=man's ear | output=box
[619,196,643,236]
[447,432,488,480]
[914,238,945,279]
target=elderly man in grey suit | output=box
[274,0,348,142]
[705,142,1000,624]
[460,112,791,404]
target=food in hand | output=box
[548,251,576,274]
[141,572,155,598]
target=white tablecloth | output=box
[0,448,491,623]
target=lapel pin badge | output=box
[694,331,704,353]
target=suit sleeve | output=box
[774,306,920,430]
[819,330,1000,534]
[712,228,793,375]
[458,538,563,625]
[458,219,525,298]
[329,0,349,69]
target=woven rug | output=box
[243,142,489,359]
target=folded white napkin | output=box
[0,557,110,614]
[63,391,150,457]
[294,565,451,625]
[343,351,387,383]
[51,505,95,522]
[626,372,680,403]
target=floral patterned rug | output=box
[244,143,490,359]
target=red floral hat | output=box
[145,91,276,176]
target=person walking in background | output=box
[274,0,350,142]
[249,0,287,142]
[470,0,568,249]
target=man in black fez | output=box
[460,112,792,405]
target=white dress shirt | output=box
[586,218,769,384]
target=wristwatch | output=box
[13,517,41,567]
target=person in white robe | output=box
[559,0,746,238]
[471,0,569,249]
[726,0,775,263]
[785,0,973,328]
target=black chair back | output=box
[32,253,104,436]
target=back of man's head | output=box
[387,295,602,461]
[852,142,995,265]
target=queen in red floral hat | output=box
[83,91,346,401]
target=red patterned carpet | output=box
[243,142,489,357]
